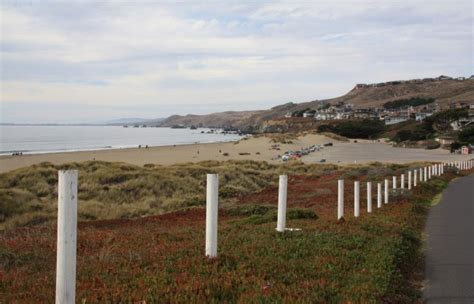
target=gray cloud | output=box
[0,0,472,123]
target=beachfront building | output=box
[385,115,409,125]
[315,112,337,120]
[415,112,433,121]
[436,136,456,148]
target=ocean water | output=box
[0,125,243,155]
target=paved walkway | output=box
[424,174,474,303]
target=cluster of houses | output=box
[285,101,474,126]
[284,101,434,125]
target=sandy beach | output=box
[0,134,471,173]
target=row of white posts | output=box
[54,159,472,303]
[336,160,473,221]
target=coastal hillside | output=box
[159,110,263,128]
[158,76,474,129]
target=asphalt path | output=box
[423,174,474,303]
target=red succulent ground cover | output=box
[1,167,470,303]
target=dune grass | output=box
[0,160,340,230]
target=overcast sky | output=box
[0,0,472,123]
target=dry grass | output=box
[0,160,339,230]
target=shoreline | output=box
[0,134,472,173]
[0,137,244,157]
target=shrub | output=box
[425,141,440,150]
[457,125,474,145]
[318,119,385,139]
[383,97,434,109]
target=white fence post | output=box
[338,179,344,220]
[414,170,418,187]
[393,176,397,190]
[401,174,405,189]
[428,166,431,179]
[419,168,422,184]
[56,170,78,304]
[367,182,372,213]
[424,167,428,181]
[384,179,389,204]
[276,175,288,232]
[354,181,360,217]
[408,171,412,190]
[377,182,382,208]
[206,174,219,258]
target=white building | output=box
[385,116,409,125]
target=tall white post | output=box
[408,171,412,190]
[276,175,288,232]
[354,181,360,217]
[401,174,405,189]
[338,180,344,220]
[434,164,437,176]
[206,174,219,258]
[377,182,382,208]
[428,166,432,179]
[367,182,372,213]
[56,170,78,304]
[419,168,422,183]
[384,179,389,204]
[393,176,397,190]
[414,169,417,187]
